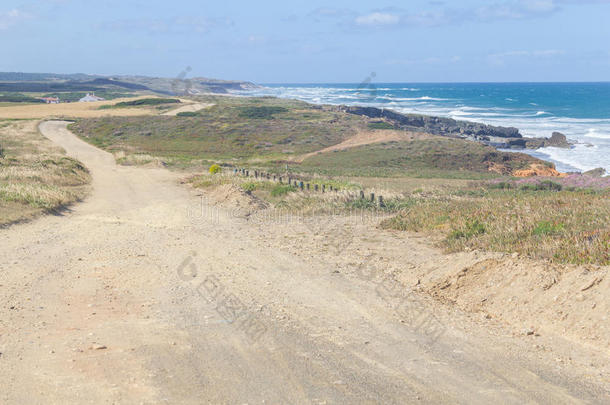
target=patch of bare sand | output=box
[0,96,159,119]
[425,257,608,350]
[162,102,215,116]
[204,183,268,217]
[295,130,429,162]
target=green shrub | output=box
[240,182,257,193]
[521,180,562,192]
[177,111,198,117]
[114,98,180,107]
[532,221,565,236]
[448,220,486,240]
[270,184,297,197]
[237,106,288,119]
[209,164,221,174]
[368,121,395,130]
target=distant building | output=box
[40,97,60,104]
[79,93,105,102]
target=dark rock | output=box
[341,106,522,139]
[547,132,570,148]
[583,167,606,177]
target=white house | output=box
[79,93,105,102]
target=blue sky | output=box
[1,0,609,83]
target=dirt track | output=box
[0,121,608,404]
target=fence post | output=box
[379,195,385,207]
[322,185,325,193]
[314,184,319,192]
[360,190,365,199]
[370,193,375,202]
[306,183,310,191]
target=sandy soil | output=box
[0,97,160,119]
[296,129,427,162]
[161,102,215,116]
[0,121,608,404]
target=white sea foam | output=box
[240,85,610,173]
[584,128,610,139]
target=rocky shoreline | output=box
[339,105,572,150]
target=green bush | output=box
[114,98,180,107]
[237,106,288,119]
[270,184,297,197]
[532,221,565,236]
[240,182,257,193]
[520,180,562,192]
[448,220,487,240]
[368,121,395,130]
[209,164,221,174]
[177,111,198,117]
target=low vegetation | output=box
[0,120,90,225]
[63,94,610,264]
[99,98,181,109]
[381,186,609,265]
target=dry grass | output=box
[0,96,163,119]
[381,188,610,265]
[191,171,609,265]
[0,120,90,225]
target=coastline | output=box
[238,83,610,175]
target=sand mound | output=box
[206,183,268,217]
[427,257,608,349]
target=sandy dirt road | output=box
[0,121,608,404]
[162,102,215,116]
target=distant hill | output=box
[0,72,259,95]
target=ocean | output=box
[241,82,610,174]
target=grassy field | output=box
[19,93,605,265]
[69,97,364,163]
[381,186,609,265]
[69,96,543,180]
[0,119,91,225]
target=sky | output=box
[1,0,610,83]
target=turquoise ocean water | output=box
[241,83,610,174]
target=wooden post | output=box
[255,171,258,178]
[273,175,276,181]
[306,183,310,191]
[370,193,375,202]
[288,177,292,185]
[379,195,385,207]
[360,190,365,199]
[279,177,282,184]
[246,170,249,177]
[322,185,325,193]
[314,184,319,192]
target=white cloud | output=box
[355,12,400,27]
[0,8,30,30]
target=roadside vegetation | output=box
[99,98,181,109]
[0,120,90,225]
[46,94,610,264]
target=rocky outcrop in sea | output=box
[339,106,572,150]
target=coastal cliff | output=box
[339,105,571,150]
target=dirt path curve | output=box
[0,121,607,404]
[162,102,215,116]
